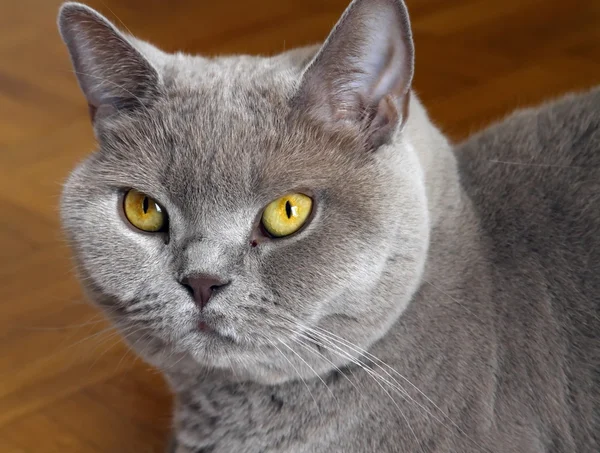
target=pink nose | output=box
[180,274,230,309]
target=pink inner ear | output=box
[369,35,407,101]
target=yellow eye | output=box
[123,189,166,232]
[261,193,313,238]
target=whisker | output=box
[292,330,421,447]
[88,332,128,371]
[300,330,445,448]
[53,323,139,375]
[303,325,490,452]
[164,349,189,371]
[223,350,244,381]
[308,327,449,416]
[278,339,339,407]
[269,312,486,451]
[310,323,451,416]
[61,324,121,352]
[273,313,431,411]
[487,159,584,169]
[115,327,152,372]
[266,338,323,422]
[287,334,377,415]
[23,316,109,331]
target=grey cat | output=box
[57,0,600,451]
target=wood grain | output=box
[0,0,598,451]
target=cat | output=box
[57,0,600,451]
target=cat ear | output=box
[57,2,160,122]
[292,0,414,150]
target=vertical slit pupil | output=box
[285,200,292,218]
[142,196,149,214]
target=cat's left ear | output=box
[292,0,414,150]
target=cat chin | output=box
[120,326,339,385]
[141,345,302,386]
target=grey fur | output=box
[57,0,600,452]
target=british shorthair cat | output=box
[57,0,600,451]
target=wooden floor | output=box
[1,0,599,451]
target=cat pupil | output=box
[142,196,149,214]
[285,200,292,218]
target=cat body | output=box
[57,0,600,451]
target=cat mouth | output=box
[198,320,213,333]
[195,316,237,344]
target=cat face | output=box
[58,0,429,383]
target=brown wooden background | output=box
[1,0,599,451]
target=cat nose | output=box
[180,274,230,310]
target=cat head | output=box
[58,0,430,384]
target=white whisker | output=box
[278,339,339,407]
[266,338,323,422]
[487,159,583,169]
[292,330,421,447]
[113,325,151,371]
[302,325,490,452]
[311,323,451,416]
[288,334,376,415]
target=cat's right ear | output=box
[57,2,160,123]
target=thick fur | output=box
[57,0,599,451]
